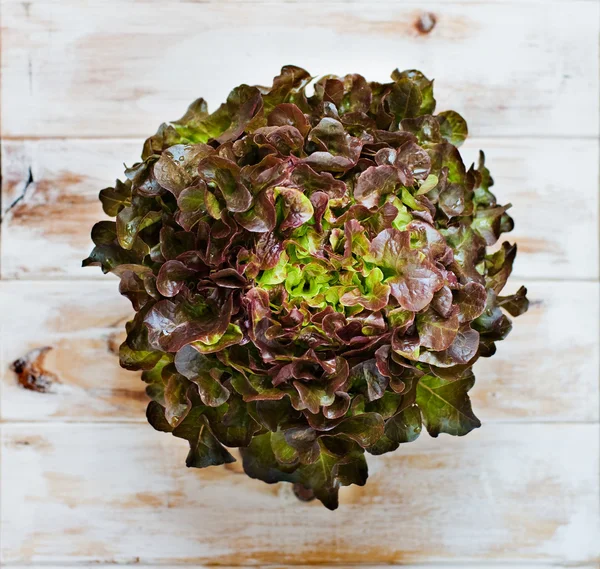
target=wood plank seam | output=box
[0,559,583,565]
[2,135,600,140]
[1,419,599,425]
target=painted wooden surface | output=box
[1,0,598,567]
[2,137,598,280]
[3,0,597,3]
[11,566,600,569]
[2,423,599,565]
[1,2,598,138]
[12,567,600,569]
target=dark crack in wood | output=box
[1,166,34,223]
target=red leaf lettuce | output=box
[84,66,528,510]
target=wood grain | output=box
[2,0,596,3]
[2,137,597,280]
[0,139,140,279]
[1,279,597,422]
[1,1,598,138]
[10,566,599,569]
[2,422,598,565]
[0,280,141,422]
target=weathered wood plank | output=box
[0,139,141,279]
[5,557,598,569]
[2,138,597,280]
[0,280,598,422]
[1,422,598,564]
[1,2,598,138]
[2,0,596,3]
[0,280,141,421]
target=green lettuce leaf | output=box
[416,372,481,437]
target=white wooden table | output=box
[1,1,599,567]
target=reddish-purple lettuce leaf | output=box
[275,186,314,231]
[198,156,253,213]
[366,229,443,311]
[417,308,460,351]
[144,292,233,353]
[154,143,214,196]
[305,117,363,172]
[156,260,197,297]
[354,165,402,208]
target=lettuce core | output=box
[84,66,528,510]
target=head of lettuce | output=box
[84,66,528,510]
